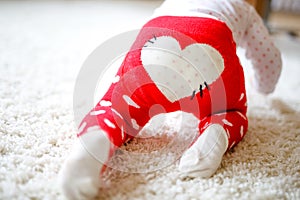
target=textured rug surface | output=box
[0,1,299,200]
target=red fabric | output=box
[78,16,248,151]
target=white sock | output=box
[178,124,228,178]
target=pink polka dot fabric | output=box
[239,5,282,94]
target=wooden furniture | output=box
[246,0,272,21]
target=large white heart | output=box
[141,36,224,102]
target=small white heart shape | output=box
[141,36,224,102]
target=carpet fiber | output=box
[0,1,299,199]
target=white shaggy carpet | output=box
[0,1,299,199]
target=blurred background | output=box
[251,0,300,36]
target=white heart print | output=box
[141,36,225,103]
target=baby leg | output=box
[59,128,110,200]
[179,110,248,177]
[59,73,172,199]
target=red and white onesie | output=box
[74,0,282,182]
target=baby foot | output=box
[59,129,111,200]
[178,124,228,178]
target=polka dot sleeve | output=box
[240,6,282,94]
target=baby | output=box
[60,0,282,199]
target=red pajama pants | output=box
[78,16,248,152]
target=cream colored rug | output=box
[0,1,299,199]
